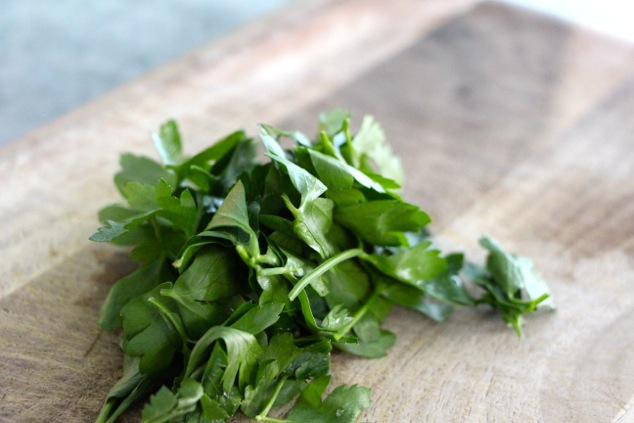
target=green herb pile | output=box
[91,110,554,423]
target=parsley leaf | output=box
[285,382,371,423]
[99,260,170,331]
[92,112,556,423]
[152,120,183,166]
[121,283,184,374]
[142,379,203,423]
[334,200,430,246]
[469,236,555,336]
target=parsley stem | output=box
[333,288,381,341]
[280,193,299,215]
[95,400,114,423]
[255,375,288,422]
[255,417,287,423]
[259,267,291,276]
[288,248,364,301]
[236,245,253,266]
[297,290,321,332]
[150,216,163,246]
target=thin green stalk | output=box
[259,267,291,277]
[293,334,327,343]
[333,288,381,341]
[236,244,252,264]
[193,192,208,235]
[150,216,163,246]
[297,290,321,332]
[288,248,364,301]
[281,193,299,215]
[255,375,289,422]
[95,400,114,423]
[255,417,287,423]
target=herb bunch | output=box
[91,110,554,423]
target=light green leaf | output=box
[320,305,354,332]
[318,109,351,137]
[351,115,404,186]
[152,119,183,166]
[114,153,176,197]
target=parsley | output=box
[92,112,555,422]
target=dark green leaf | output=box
[205,180,259,255]
[95,356,161,423]
[299,375,331,408]
[174,130,247,189]
[168,245,243,302]
[471,236,555,336]
[201,394,231,421]
[307,149,385,193]
[213,137,257,194]
[121,283,183,374]
[114,153,176,197]
[142,379,203,423]
[289,197,336,258]
[184,304,281,393]
[154,180,198,237]
[325,260,371,310]
[99,260,168,331]
[335,200,430,246]
[336,311,395,358]
[286,382,371,423]
[230,302,284,334]
[286,349,331,380]
[381,283,454,322]
[185,326,261,392]
[260,126,327,210]
[363,241,447,287]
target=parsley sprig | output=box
[92,110,554,423]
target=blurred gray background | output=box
[2,0,632,146]
[0,0,294,145]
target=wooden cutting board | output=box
[2,1,634,421]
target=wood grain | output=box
[2,1,634,422]
[284,4,634,422]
